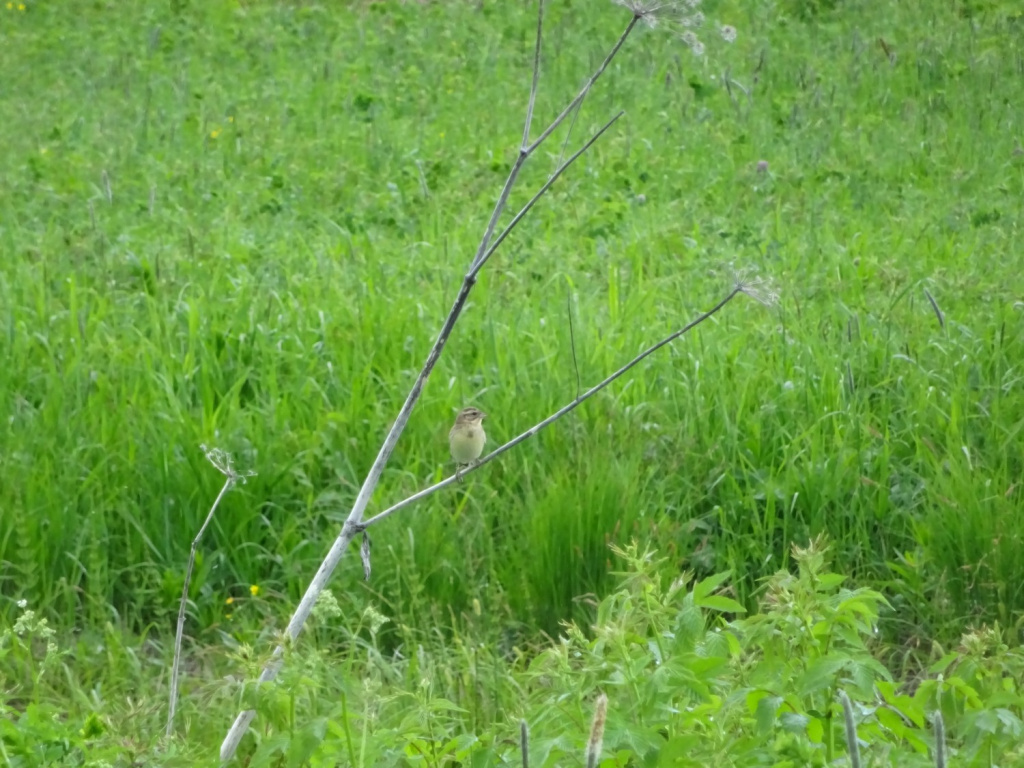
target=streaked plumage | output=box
[449,407,487,473]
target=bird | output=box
[449,407,487,481]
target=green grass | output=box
[1,0,1024,760]
[7,538,1024,765]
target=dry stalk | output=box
[218,3,653,760]
[166,446,254,737]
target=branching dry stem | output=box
[218,3,648,760]
[356,286,744,531]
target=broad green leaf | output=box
[806,716,824,743]
[287,717,327,767]
[755,694,783,735]
[903,729,931,755]
[876,706,908,738]
[814,573,847,590]
[995,708,1023,736]
[944,677,984,708]
[928,653,960,675]
[249,734,290,768]
[797,656,848,697]
[746,688,769,714]
[693,571,734,601]
[779,711,810,734]
[695,595,747,614]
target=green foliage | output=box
[7,540,1024,764]
[1,0,1023,763]
[1,0,1023,658]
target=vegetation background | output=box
[1,0,1022,764]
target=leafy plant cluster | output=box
[6,537,1024,766]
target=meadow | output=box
[1,0,1023,764]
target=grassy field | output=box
[2,0,1024,764]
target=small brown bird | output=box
[449,407,487,481]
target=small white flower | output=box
[720,24,737,43]
[16,599,27,609]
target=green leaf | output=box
[287,717,327,767]
[877,686,926,729]
[725,631,742,658]
[676,604,705,640]
[995,708,1023,736]
[427,698,469,713]
[876,707,908,738]
[695,595,747,614]
[814,573,847,590]
[903,728,931,755]
[249,733,290,768]
[779,712,810,734]
[656,735,702,765]
[806,716,824,744]
[928,653,960,675]
[754,693,783,735]
[693,572,734,600]
[797,656,848,697]
[944,677,984,708]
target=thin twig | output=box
[527,15,639,155]
[357,286,743,530]
[218,6,645,760]
[166,447,252,737]
[520,719,530,768]
[924,287,945,330]
[469,1,550,272]
[567,285,581,401]
[521,1,544,150]
[555,72,588,173]
[472,112,625,279]
[102,169,113,204]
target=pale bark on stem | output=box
[219,5,645,761]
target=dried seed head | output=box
[733,271,780,308]
[611,0,734,57]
